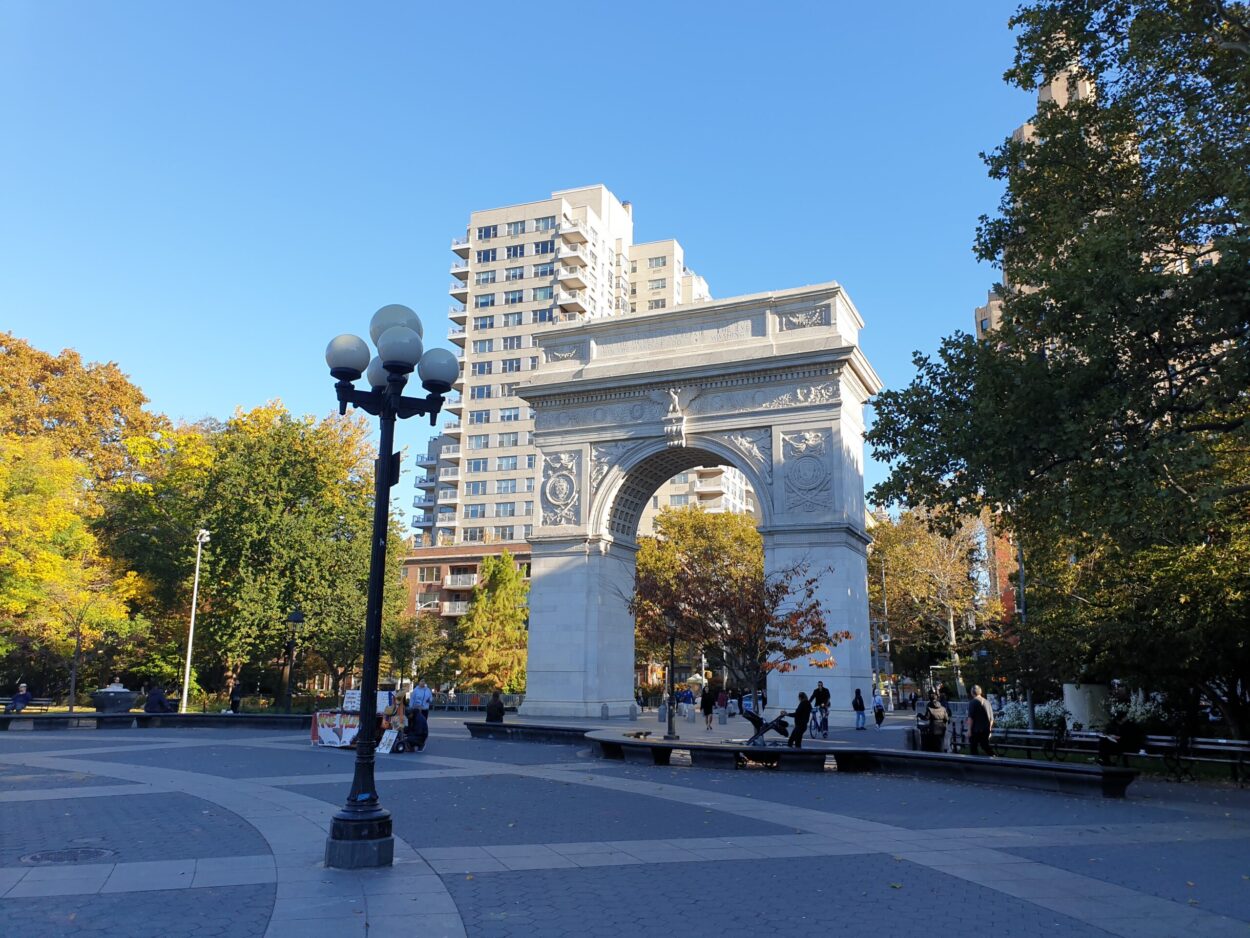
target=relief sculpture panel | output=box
[781,429,831,512]
[541,451,581,526]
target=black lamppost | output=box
[283,607,304,714]
[664,619,679,740]
[322,304,459,869]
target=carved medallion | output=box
[782,430,831,512]
[541,451,581,526]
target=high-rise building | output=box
[405,185,743,617]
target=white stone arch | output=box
[518,283,882,718]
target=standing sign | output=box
[311,711,360,748]
[378,729,399,754]
[341,690,393,713]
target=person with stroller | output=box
[787,692,813,748]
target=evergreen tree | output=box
[458,550,528,693]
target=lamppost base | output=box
[324,808,394,869]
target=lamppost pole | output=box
[180,529,210,714]
[322,305,459,870]
[283,607,304,714]
[664,621,678,740]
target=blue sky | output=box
[1,1,1030,496]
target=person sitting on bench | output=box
[4,683,32,713]
[485,691,505,724]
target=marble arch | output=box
[517,283,883,718]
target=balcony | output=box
[416,454,437,468]
[449,282,468,302]
[449,305,468,324]
[556,290,587,312]
[413,495,435,510]
[557,244,587,267]
[559,220,588,243]
[440,444,461,460]
[415,474,436,489]
[443,420,462,437]
[437,488,460,504]
[412,514,434,528]
[451,235,471,258]
[446,397,463,415]
[450,260,470,280]
[444,573,478,589]
[441,601,470,616]
[438,467,460,480]
[556,266,587,289]
[449,326,466,346]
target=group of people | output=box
[382,679,507,753]
[916,684,997,755]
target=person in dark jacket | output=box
[405,706,429,751]
[485,691,505,723]
[229,683,244,714]
[852,688,867,730]
[965,685,995,756]
[4,683,32,713]
[918,691,950,752]
[143,685,175,713]
[700,685,716,730]
[787,692,813,748]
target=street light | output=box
[179,529,211,714]
[283,607,305,713]
[664,619,679,740]
[322,304,458,869]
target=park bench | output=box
[463,721,590,744]
[0,697,52,713]
[585,729,827,772]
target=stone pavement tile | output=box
[1086,912,1248,938]
[0,866,28,895]
[427,856,507,874]
[482,843,564,859]
[267,914,367,937]
[745,844,826,859]
[545,841,614,855]
[271,894,367,920]
[567,851,645,867]
[684,846,764,860]
[192,858,276,888]
[364,913,465,938]
[499,854,578,870]
[101,857,196,893]
[365,890,460,915]
[7,861,114,897]
[420,845,493,860]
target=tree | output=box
[0,333,165,485]
[383,610,459,689]
[631,506,842,712]
[458,550,528,692]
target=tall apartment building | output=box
[405,185,746,617]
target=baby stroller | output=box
[741,709,791,746]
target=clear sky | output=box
[1,1,1030,496]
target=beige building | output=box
[408,185,751,614]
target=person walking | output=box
[409,679,433,720]
[700,684,716,731]
[966,684,996,756]
[872,689,886,729]
[229,682,244,714]
[917,691,950,752]
[852,688,867,730]
[787,692,813,748]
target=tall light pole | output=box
[179,529,211,714]
[283,607,305,713]
[322,304,459,869]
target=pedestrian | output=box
[810,680,831,738]
[229,682,244,714]
[405,706,429,752]
[716,687,728,710]
[4,683,32,713]
[872,689,886,729]
[787,692,813,748]
[910,691,918,711]
[852,688,867,730]
[966,684,996,756]
[485,690,505,724]
[409,679,432,720]
[701,684,716,730]
[918,691,950,752]
[143,684,175,713]
[938,685,950,708]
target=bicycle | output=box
[808,704,830,739]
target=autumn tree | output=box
[458,550,528,693]
[0,333,165,485]
[383,609,459,689]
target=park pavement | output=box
[1,712,1248,937]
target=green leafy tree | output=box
[458,550,528,692]
[383,609,459,689]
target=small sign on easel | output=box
[378,729,399,754]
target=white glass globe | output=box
[325,334,370,376]
[366,356,389,390]
[369,304,423,345]
[418,347,460,392]
[376,326,424,368]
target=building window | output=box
[473,315,494,330]
[533,240,555,255]
[469,409,490,424]
[475,294,496,308]
[471,361,492,377]
[528,357,539,370]
[496,478,517,494]
[496,455,518,471]
[494,526,515,541]
[500,382,519,396]
[506,220,526,237]
[504,289,524,305]
[525,477,535,492]
[506,244,525,259]
[463,503,487,519]
[476,225,497,240]
[523,524,533,539]
[673,472,690,483]
[502,311,524,327]
[630,260,638,273]
[475,270,496,285]
[497,431,519,447]
[526,454,536,469]
[472,339,493,354]
[468,434,489,450]
[670,494,689,507]
[534,215,556,231]
[534,308,554,323]
[502,335,524,350]
[980,318,990,333]
[648,278,666,290]
[532,285,553,301]
[648,256,667,268]
[505,266,525,281]
[464,481,486,496]
[499,407,520,422]
[630,303,636,313]
[523,501,534,516]
[470,385,492,399]
[648,299,666,310]
[533,262,554,277]
[476,248,496,263]
[462,527,485,543]
[418,566,440,582]
[466,458,488,473]
[501,358,522,374]
[651,496,659,508]
[495,502,517,518]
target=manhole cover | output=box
[20,847,117,865]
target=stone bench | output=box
[585,730,827,772]
[0,712,311,732]
[832,748,1137,798]
[463,722,592,744]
